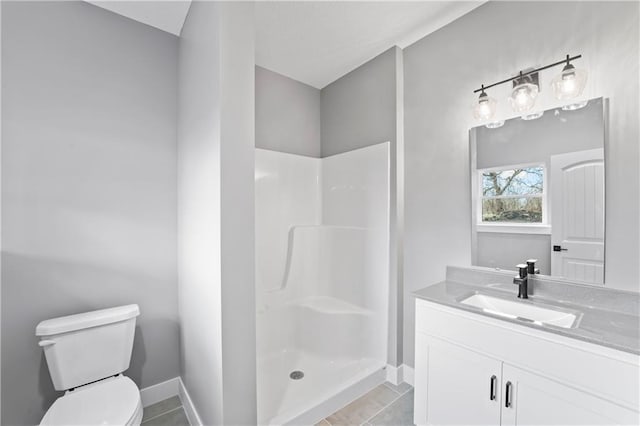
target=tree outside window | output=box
[481,166,544,223]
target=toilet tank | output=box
[36,304,140,391]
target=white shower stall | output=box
[255,143,390,425]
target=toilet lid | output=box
[41,376,141,426]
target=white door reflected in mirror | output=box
[550,148,605,284]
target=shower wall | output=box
[255,149,321,295]
[255,143,389,320]
[255,142,390,424]
[321,145,390,361]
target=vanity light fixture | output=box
[473,54,585,123]
[551,54,588,101]
[509,71,539,113]
[473,85,497,120]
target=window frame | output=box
[476,162,551,235]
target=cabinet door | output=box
[414,334,502,425]
[501,364,640,425]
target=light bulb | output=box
[562,75,577,93]
[473,91,497,120]
[515,89,529,105]
[478,101,491,117]
[509,82,538,113]
[552,63,587,100]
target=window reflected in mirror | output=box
[481,166,544,223]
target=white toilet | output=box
[36,304,143,426]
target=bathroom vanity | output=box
[412,266,640,425]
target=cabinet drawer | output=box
[416,298,640,411]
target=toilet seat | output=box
[40,375,143,426]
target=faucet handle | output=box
[516,264,528,279]
[526,259,539,274]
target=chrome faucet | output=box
[513,264,529,299]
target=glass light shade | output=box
[485,120,505,129]
[562,99,589,111]
[521,111,544,121]
[551,66,587,100]
[473,93,497,120]
[509,82,539,113]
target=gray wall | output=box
[1,2,179,425]
[321,47,397,157]
[256,66,321,157]
[178,2,256,425]
[403,0,639,368]
[319,47,404,367]
[477,234,551,275]
[177,3,223,422]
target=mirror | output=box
[470,97,606,285]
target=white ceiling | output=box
[255,1,484,88]
[87,0,484,89]
[86,0,191,36]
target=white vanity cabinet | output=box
[415,333,502,425]
[414,298,640,426]
[500,364,637,425]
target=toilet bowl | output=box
[40,376,143,426]
[36,305,142,426]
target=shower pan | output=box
[255,144,390,425]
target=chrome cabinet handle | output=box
[505,381,513,408]
[489,375,497,401]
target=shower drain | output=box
[289,370,304,380]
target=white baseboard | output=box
[401,364,415,387]
[385,364,400,385]
[179,378,203,426]
[140,377,180,407]
[385,364,414,387]
[139,376,202,426]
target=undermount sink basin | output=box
[460,294,579,329]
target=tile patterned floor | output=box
[143,381,413,426]
[318,382,414,426]
[142,396,189,426]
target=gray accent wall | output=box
[321,47,397,157]
[256,66,321,157]
[403,0,639,368]
[1,2,179,425]
[178,2,256,425]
